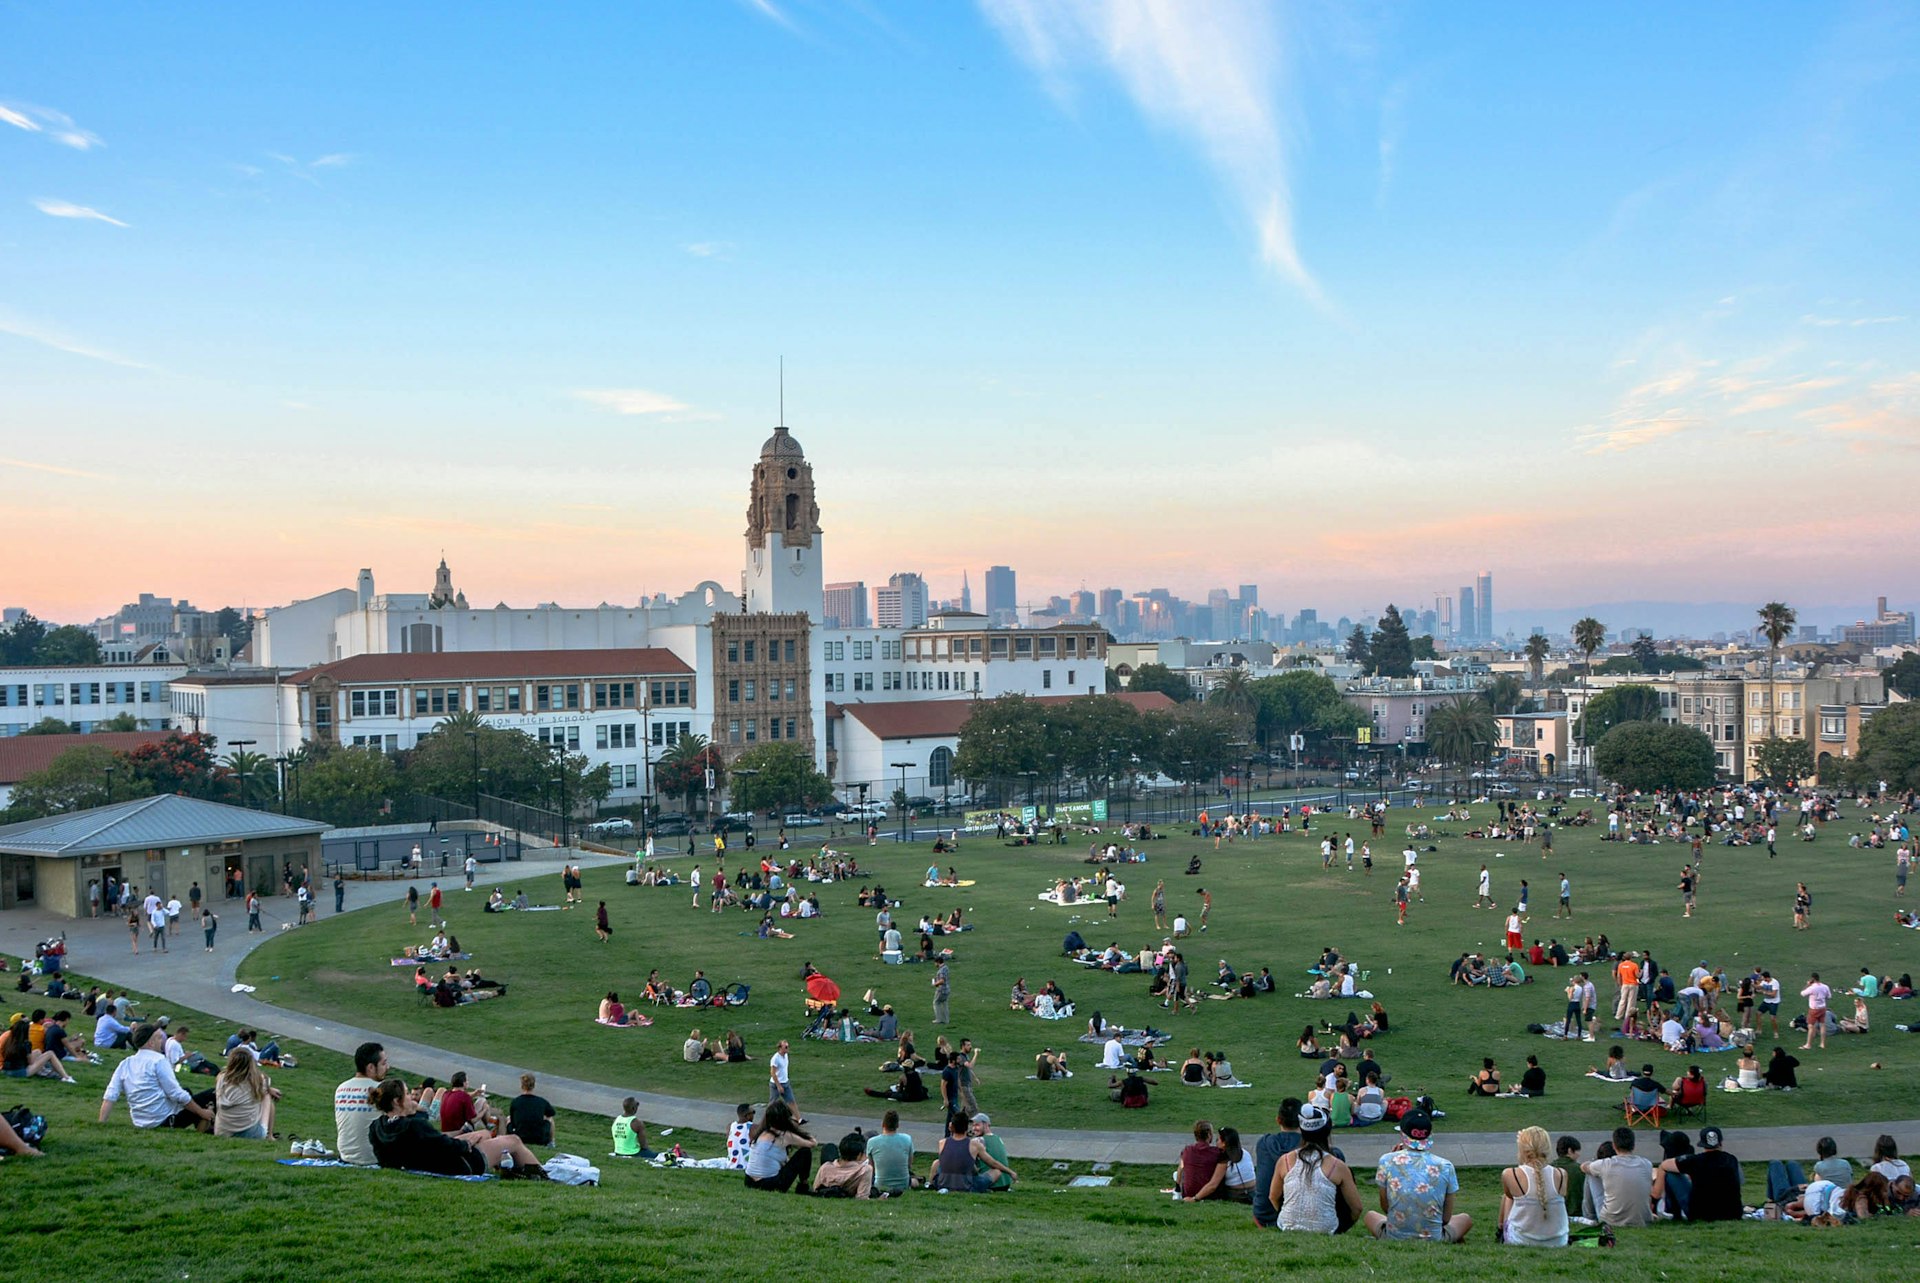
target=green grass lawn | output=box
[237,809,1919,1135]
[8,969,1919,1282]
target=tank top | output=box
[934,1136,976,1190]
[1277,1152,1340,1233]
[1503,1164,1569,1246]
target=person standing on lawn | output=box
[931,959,950,1025]
[1800,972,1830,1051]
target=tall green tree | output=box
[0,614,47,665]
[1144,704,1239,787]
[1205,669,1257,739]
[402,713,607,810]
[1524,633,1551,683]
[18,716,79,736]
[1751,736,1815,786]
[1410,635,1437,661]
[297,745,399,827]
[215,606,253,656]
[1344,626,1371,667]
[1886,652,1920,700]
[954,694,1052,788]
[729,743,832,814]
[1757,601,1797,746]
[1594,721,1716,792]
[1247,670,1365,748]
[1572,617,1607,777]
[221,748,278,808]
[1575,684,1663,744]
[655,734,725,815]
[1053,696,1147,795]
[1849,702,1920,791]
[1481,673,1528,715]
[1426,697,1498,768]
[1125,662,1193,703]
[36,625,102,666]
[3,744,144,819]
[1367,604,1415,678]
[1630,635,1660,673]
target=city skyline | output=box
[4,3,1917,619]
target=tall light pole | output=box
[1472,740,1489,800]
[733,767,761,842]
[103,763,115,806]
[551,775,569,849]
[465,729,481,816]
[891,761,914,843]
[229,739,257,809]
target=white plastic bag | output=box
[543,1153,601,1186]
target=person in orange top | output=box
[1613,954,1641,1035]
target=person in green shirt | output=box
[867,1109,916,1195]
[971,1113,1012,1191]
[1850,969,1880,998]
[611,1097,653,1158]
[1552,1135,1585,1214]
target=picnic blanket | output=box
[1030,1001,1077,1020]
[595,1015,654,1028]
[277,1157,492,1182]
[1077,1030,1162,1047]
[391,954,472,966]
[923,879,977,888]
[1037,892,1095,906]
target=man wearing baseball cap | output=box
[1365,1108,1473,1242]
[1658,1125,1744,1221]
[970,1113,1012,1191]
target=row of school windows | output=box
[726,638,800,664]
[342,679,693,720]
[725,717,800,745]
[4,682,168,706]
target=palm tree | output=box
[1758,601,1798,774]
[1481,673,1526,716]
[1427,697,1499,797]
[222,748,275,809]
[1524,633,1551,684]
[1572,618,1606,786]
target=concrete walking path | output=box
[6,861,1913,1166]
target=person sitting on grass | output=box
[1625,1064,1667,1121]
[1367,1109,1472,1242]
[1298,1027,1323,1059]
[864,1063,928,1102]
[1270,1103,1364,1232]
[599,991,638,1026]
[814,1130,875,1197]
[743,1100,815,1192]
[867,1110,915,1195]
[611,1097,654,1158]
[1502,1054,1547,1097]
[1111,1068,1151,1108]
[368,1078,545,1177]
[212,1046,281,1139]
[930,1111,1018,1192]
[1,1015,75,1082]
[1765,1046,1800,1090]
[1468,1057,1501,1096]
[98,1023,213,1131]
[1034,1048,1072,1081]
[506,1073,554,1147]
[1589,1045,1631,1080]
[1582,1127,1654,1229]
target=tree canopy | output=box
[1575,684,1663,744]
[1885,652,1920,700]
[296,746,399,827]
[1751,736,1814,787]
[1367,605,1414,678]
[1124,662,1193,703]
[0,615,103,666]
[1849,702,1920,791]
[1594,721,1716,792]
[729,742,833,814]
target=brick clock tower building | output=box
[719,423,823,766]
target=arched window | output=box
[928,746,953,789]
[785,493,799,530]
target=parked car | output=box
[903,795,937,810]
[1489,783,1520,795]
[585,817,635,836]
[650,815,693,836]
[783,813,824,828]
[845,803,887,821]
[722,810,754,823]
[814,801,849,815]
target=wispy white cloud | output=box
[739,0,798,32]
[0,100,102,149]
[32,198,128,228]
[978,0,1320,301]
[684,241,733,259]
[0,314,155,371]
[1801,313,1907,328]
[1576,414,1703,455]
[267,152,355,184]
[0,455,111,480]
[571,388,719,421]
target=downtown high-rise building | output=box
[823,581,869,630]
[984,565,1016,623]
[1458,586,1477,641]
[1476,571,1493,640]
[874,572,930,630]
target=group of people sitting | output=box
[414,965,505,1006]
[481,888,534,911]
[1451,951,1532,987]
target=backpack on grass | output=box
[4,1105,46,1147]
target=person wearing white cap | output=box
[1271,1103,1363,1233]
[1367,1109,1473,1242]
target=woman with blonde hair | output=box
[1498,1125,1569,1246]
[213,1046,281,1139]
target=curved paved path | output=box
[8,861,1912,1166]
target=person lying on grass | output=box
[368,1077,546,1178]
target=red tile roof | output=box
[0,732,172,784]
[286,648,693,685]
[836,691,1174,740]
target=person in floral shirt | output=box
[725,1103,756,1170]
[1365,1109,1474,1242]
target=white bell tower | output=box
[742,423,824,622]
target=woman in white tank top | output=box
[1499,1126,1569,1246]
[1271,1107,1364,1234]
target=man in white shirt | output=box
[1801,973,1831,1051]
[464,853,477,890]
[334,1042,389,1165]
[93,1009,132,1049]
[769,1039,794,1108]
[99,1023,213,1131]
[161,1021,190,1069]
[1100,1035,1126,1070]
[147,903,169,952]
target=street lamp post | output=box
[891,761,914,843]
[465,729,481,815]
[103,763,115,805]
[1472,741,1489,801]
[551,775,569,849]
[229,739,257,809]
[733,767,761,843]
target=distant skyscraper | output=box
[874,572,930,630]
[984,565,1016,623]
[1069,589,1096,618]
[1238,583,1258,608]
[959,571,972,614]
[1476,571,1493,640]
[823,581,869,630]
[1437,593,1454,637]
[1097,587,1122,626]
[1458,587,1476,641]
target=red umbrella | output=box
[805,974,841,1005]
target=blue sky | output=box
[3,1,1915,623]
